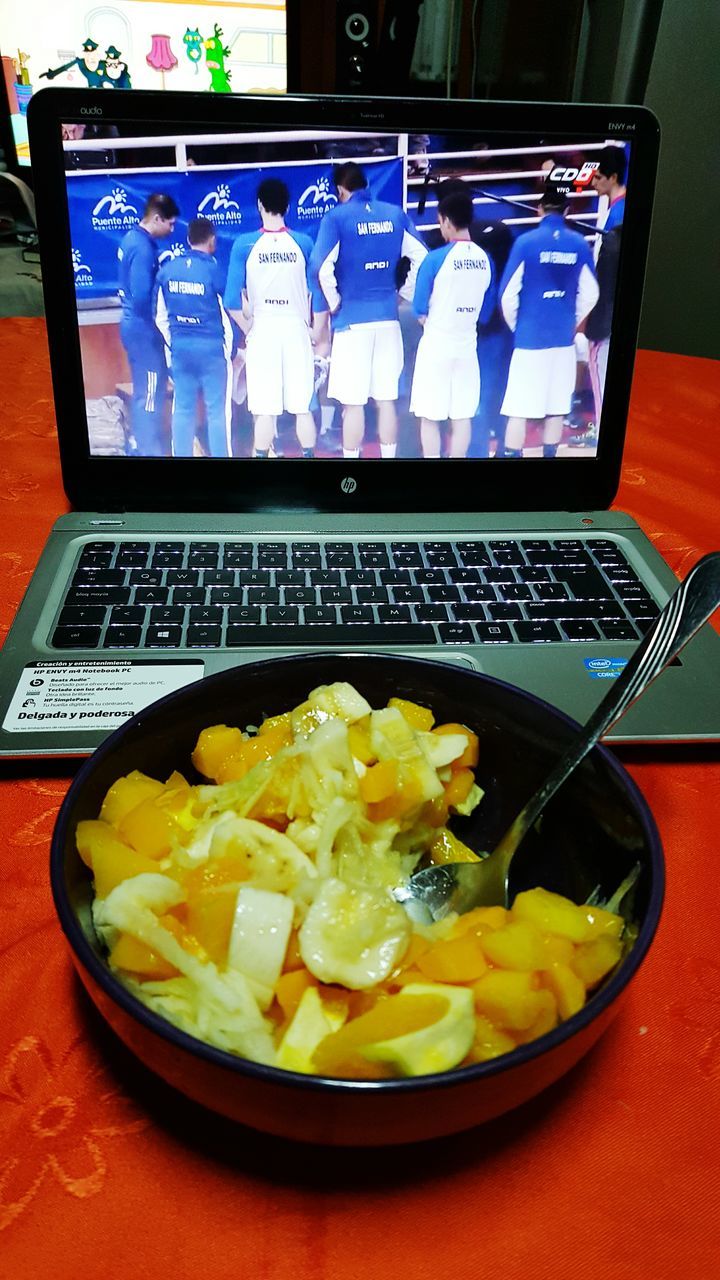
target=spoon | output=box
[394,551,720,922]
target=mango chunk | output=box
[429,827,481,866]
[479,920,549,971]
[572,935,623,987]
[388,697,435,732]
[191,724,246,781]
[512,887,597,943]
[416,933,488,983]
[118,795,182,860]
[76,819,160,898]
[465,1015,518,1063]
[542,962,586,1019]
[99,771,165,828]
[471,968,545,1032]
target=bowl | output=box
[50,652,664,1146]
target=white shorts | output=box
[245,315,314,416]
[501,345,577,419]
[410,333,480,421]
[328,320,403,406]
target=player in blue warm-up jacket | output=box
[117,193,179,455]
[410,189,493,459]
[499,180,599,458]
[224,178,321,458]
[309,162,427,458]
[155,217,235,458]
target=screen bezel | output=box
[27,86,660,515]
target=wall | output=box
[638,0,720,357]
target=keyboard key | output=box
[415,568,446,585]
[109,606,145,625]
[416,604,450,622]
[485,568,516,584]
[283,587,316,605]
[146,625,183,647]
[226,623,435,647]
[346,570,378,586]
[130,570,163,586]
[488,603,523,621]
[448,567,481,584]
[304,606,337,624]
[238,570,271,587]
[209,588,245,605]
[526,600,623,621]
[463,584,497,602]
[152,552,184,569]
[561,620,601,641]
[358,551,389,568]
[474,622,513,643]
[116,550,149,569]
[492,549,526,566]
[277,570,310,587]
[600,621,639,640]
[377,605,412,623]
[133,586,169,605]
[151,606,184,623]
[356,586,389,604]
[554,568,613,598]
[52,625,101,649]
[293,553,322,568]
[391,586,424,604]
[320,587,352,604]
[258,552,288,568]
[341,605,375,623]
[58,605,105,626]
[427,585,461,603]
[167,569,200,586]
[499,584,533,602]
[189,606,223,624]
[186,624,222,647]
[228,606,261,623]
[203,570,235,587]
[392,552,424,568]
[172,587,205,605]
[533,583,569,601]
[77,551,114,569]
[66,587,131,606]
[438,623,474,644]
[72,567,126,587]
[517,566,551,583]
[452,604,487,622]
[104,625,142,648]
[514,621,562,643]
[189,552,219,568]
[627,601,659,619]
[425,549,457,567]
[247,587,280,605]
[267,607,300,624]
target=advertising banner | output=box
[68,157,404,301]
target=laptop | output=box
[1,86,718,759]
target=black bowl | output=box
[50,652,664,1145]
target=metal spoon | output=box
[394,551,720,922]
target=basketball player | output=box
[309,161,428,459]
[155,218,235,458]
[409,190,493,458]
[499,180,599,458]
[224,178,319,458]
[117,192,179,456]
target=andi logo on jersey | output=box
[71,248,93,287]
[297,176,338,220]
[91,186,139,230]
[197,183,242,225]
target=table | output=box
[1,317,719,1278]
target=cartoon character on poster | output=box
[184,28,204,75]
[103,46,132,89]
[40,37,106,87]
[204,24,232,93]
[146,33,178,89]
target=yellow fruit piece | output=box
[471,968,545,1032]
[444,768,476,810]
[452,905,509,936]
[465,1015,518,1063]
[516,988,559,1043]
[347,722,376,765]
[367,769,426,823]
[274,966,319,1021]
[109,931,180,980]
[572,935,623,987]
[431,723,479,768]
[512,886,596,943]
[191,724,246,781]
[185,883,238,966]
[248,755,306,823]
[118,795,181,860]
[313,992,449,1077]
[359,759,399,804]
[480,920,549,971]
[258,712,293,739]
[87,828,163,900]
[542,962,586,1019]
[99,771,165,828]
[578,903,625,940]
[387,697,435,732]
[429,828,482,866]
[214,730,289,785]
[417,933,488,983]
[539,933,575,966]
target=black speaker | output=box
[336,1,381,92]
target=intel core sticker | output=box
[3,660,205,732]
[584,657,629,680]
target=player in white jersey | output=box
[410,190,493,458]
[224,178,322,458]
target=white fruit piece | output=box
[227,887,295,1007]
[298,877,411,989]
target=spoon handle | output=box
[496,551,720,857]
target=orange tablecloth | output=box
[1,317,719,1278]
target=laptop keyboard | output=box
[51,537,658,651]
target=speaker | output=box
[376,0,423,93]
[335,1,381,92]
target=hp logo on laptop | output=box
[341,476,357,494]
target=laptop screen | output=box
[59,115,630,465]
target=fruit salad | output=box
[77,681,626,1079]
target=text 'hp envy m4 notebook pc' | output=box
[1,88,718,759]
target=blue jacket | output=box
[309,190,427,330]
[118,225,159,325]
[155,251,233,353]
[499,214,599,349]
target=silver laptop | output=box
[1,86,718,759]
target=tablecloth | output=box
[1,318,719,1279]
